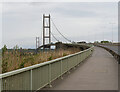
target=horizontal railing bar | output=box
[1,46,94,78]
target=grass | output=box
[1,48,80,73]
[0,49,2,73]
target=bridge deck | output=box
[43,46,118,90]
[99,44,120,55]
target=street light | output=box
[109,22,116,44]
[102,26,106,42]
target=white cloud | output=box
[2,0,119,3]
[2,2,118,48]
[0,3,2,48]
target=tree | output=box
[13,45,19,50]
[2,45,7,57]
[94,41,99,43]
[101,41,111,43]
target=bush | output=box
[30,61,34,65]
[2,60,8,73]
[48,56,52,61]
[63,53,67,56]
[19,62,25,68]
[13,45,19,51]
[101,41,111,43]
[23,57,34,65]
[24,57,34,63]
[2,45,7,57]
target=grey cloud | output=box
[2,2,118,48]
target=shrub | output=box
[30,61,34,65]
[24,57,34,63]
[2,60,8,73]
[63,53,67,56]
[2,45,7,57]
[19,62,25,68]
[48,56,52,61]
[13,45,19,51]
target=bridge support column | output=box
[43,14,51,50]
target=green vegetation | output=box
[94,41,99,43]
[2,45,7,57]
[63,53,67,56]
[2,60,8,73]
[94,41,111,44]
[101,41,111,43]
[19,62,25,68]
[1,45,80,73]
[48,56,52,61]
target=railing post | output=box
[30,69,32,91]
[77,54,79,66]
[60,60,63,79]
[4,80,6,90]
[77,54,79,65]
[48,64,52,87]
[0,75,1,92]
[67,58,70,74]
[86,50,88,59]
[74,55,76,69]
[83,52,84,61]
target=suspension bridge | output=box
[0,14,119,91]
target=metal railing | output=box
[0,46,94,91]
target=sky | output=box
[1,2,118,49]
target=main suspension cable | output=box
[51,18,72,43]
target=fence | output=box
[0,46,94,91]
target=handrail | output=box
[1,46,93,78]
[1,45,94,91]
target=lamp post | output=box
[103,26,105,42]
[109,22,115,44]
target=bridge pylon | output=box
[36,37,40,49]
[43,14,51,50]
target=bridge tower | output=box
[36,37,40,49]
[43,14,51,49]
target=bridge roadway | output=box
[99,44,120,55]
[42,46,118,90]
